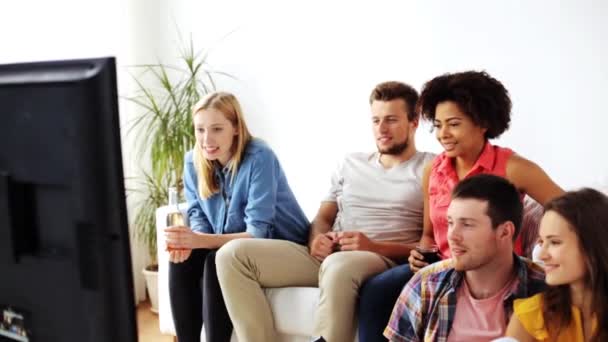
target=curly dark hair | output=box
[542,188,608,342]
[369,81,419,122]
[417,71,512,139]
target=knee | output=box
[319,252,359,287]
[216,239,248,269]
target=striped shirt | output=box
[384,255,546,342]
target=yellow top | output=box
[513,293,596,342]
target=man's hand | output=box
[337,231,376,252]
[309,232,337,262]
[169,249,192,263]
[165,226,200,250]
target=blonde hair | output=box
[192,92,252,199]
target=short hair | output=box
[369,81,419,122]
[451,174,523,239]
[417,71,512,139]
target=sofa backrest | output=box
[520,195,544,258]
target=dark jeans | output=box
[357,264,415,342]
[169,248,232,342]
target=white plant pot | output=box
[142,267,159,314]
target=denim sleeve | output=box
[243,151,278,239]
[183,158,213,234]
[383,272,423,342]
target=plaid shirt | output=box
[384,255,546,342]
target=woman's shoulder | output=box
[513,293,549,340]
[246,137,269,151]
[506,152,535,168]
[243,138,278,163]
[491,143,515,156]
[514,292,544,314]
[505,151,544,182]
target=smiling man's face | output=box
[447,198,503,271]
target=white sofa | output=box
[156,204,340,342]
[155,196,548,341]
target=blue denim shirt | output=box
[183,138,310,245]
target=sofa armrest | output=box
[156,203,189,335]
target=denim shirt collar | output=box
[213,161,233,182]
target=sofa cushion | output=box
[265,287,319,336]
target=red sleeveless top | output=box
[429,142,523,258]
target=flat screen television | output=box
[0,57,137,341]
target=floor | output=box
[137,300,174,342]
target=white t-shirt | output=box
[324,151,435,244]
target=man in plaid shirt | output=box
[384,174,546,342]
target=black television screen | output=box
[0,57,137,342]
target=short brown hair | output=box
[451,174,523,240]
[369,81,419,122]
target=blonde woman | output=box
[165,92,309,342]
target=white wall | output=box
[3,0,608,304]
[0,0,156,302]
[166,0,608,217]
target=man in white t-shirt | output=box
[216,81,435,342]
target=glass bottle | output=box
[166,187,184,227]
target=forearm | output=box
[308,219,333,247]
[194,232,253,249]
[419,221,435,247]
[419,232,435,246]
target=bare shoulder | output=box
[507,153,538,173]
[506,153,564,204]
[506,154,546,185]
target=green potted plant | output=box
[126,37,229,312]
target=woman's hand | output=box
[165,226,201,250]
[168,249,192,263]
[409,236,436,272]
[408,249,429,272]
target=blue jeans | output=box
[357,264,414,342]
